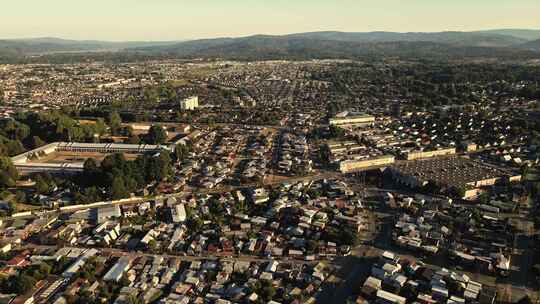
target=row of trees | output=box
[0,156,18,190]
[0,119,31,157]
[77,151,173,200]
[129,126,171,146]
[0,263,51,294]
[106,112,168,145]
[15,111,107,143]
[0,110,131,160]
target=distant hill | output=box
[519,39,540,51]
[474,29,540,41]
[129,33,540,61]
[283,31,527,47]
[2,30,540,62]
[0,37,180,56]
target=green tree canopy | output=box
[147,125,167,145]
[78,151,172,201]
[0,157,18,189]
[107,111,122,136]
[27,136,45,149]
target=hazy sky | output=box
[1,0,539,41]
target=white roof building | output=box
[103,257,132,282]
[171,203,187,223]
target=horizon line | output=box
[2,27,540,43]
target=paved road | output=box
[7,171,342,221]
[23,244,331,266]
[315,200,540,303]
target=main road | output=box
[7,169,343,221]
[22,243,334,266]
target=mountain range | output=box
[0,37,180,55]
[521,38,540,51]
[2,29,540,61]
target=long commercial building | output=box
[339,155,395,173]
[103,257,132,282]
[388,156,521,198]
[11,142,172,174]
[329,112,375,127]
[62,248,99,278]
[180,96,199,110]
[56,142,166,154]
[15,162,85,175]
[404,148,456,160]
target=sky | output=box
[1,0,540,41]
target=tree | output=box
[0,157,18,189]
[328,125,345,139]
[28,136,45,149]
[111,176,128,199]
[34,173,55,195]
[478,193,489,204]
[4,121,30,141]
[83,158,99,174]
[36,263,52,278]
[94,118,107,136]
[147,239,158,252]
[5,140,25,156]
[252,280,276,302]
[127,295,143,304]
[101,153,127,173]
[7,200,17,215]
[81,158,102,188]
[144,151,172,182]
[107,112,122,136]
[422,180,441,194]
[76,151,173,202]
[14,191,26,204]
[317,145,331,166]
[11,274,36,294]
[126,134,141,145]
[124,125,134,137]
[450,186,466,198]
[75,186,102,204]
[0,172,16,189]
[174,143,190,162]
[147,125,167,145]
[143,88,159,104]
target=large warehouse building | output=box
[329,112,375,127]
[339,155,395,173]
[388,156,521,199]
[180,96,199,110]
[11,142,172,174]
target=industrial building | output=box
[180,96,199,110]
[170,203,187,223]
[339,155,395,173]
[62,249,99,278]
[388,156,520,198]
[96,206,122,224]
[14,162,85,175]
[56,142,167,154]
[404,148,456,160]
[103,257,132,282]
[11,141,172,174]
[329,111,375,127]
[326,140,394,173]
